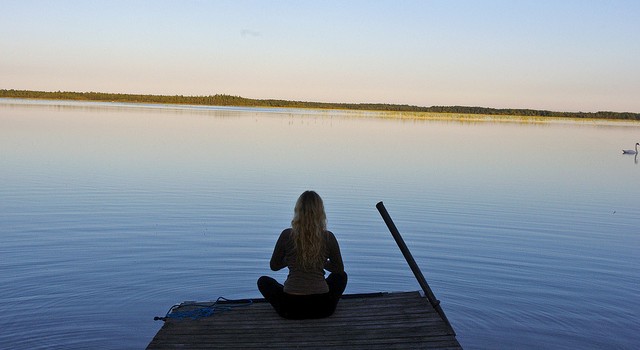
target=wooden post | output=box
[376,201,456,335]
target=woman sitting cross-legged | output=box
[257,190,348,319]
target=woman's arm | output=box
[324,231,344,273]
[269,229,289,271]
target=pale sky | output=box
[2,0,639,113]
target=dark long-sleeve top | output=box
[270,228,344,295]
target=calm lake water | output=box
[1,99,638,349]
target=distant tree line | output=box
[1,89,638,121]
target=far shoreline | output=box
[1,89,639,122]
[4,97,640,128]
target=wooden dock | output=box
[147,291,461,349]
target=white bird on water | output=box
[622,142,639,154]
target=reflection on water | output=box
[1,99,639,349]
[625,153,638,164]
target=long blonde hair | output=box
[291,191,327,271]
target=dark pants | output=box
[257,272,348,319]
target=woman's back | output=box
[270,228,344,294]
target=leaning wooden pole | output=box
[376,201,456,335]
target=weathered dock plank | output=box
[147,291,461,349]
